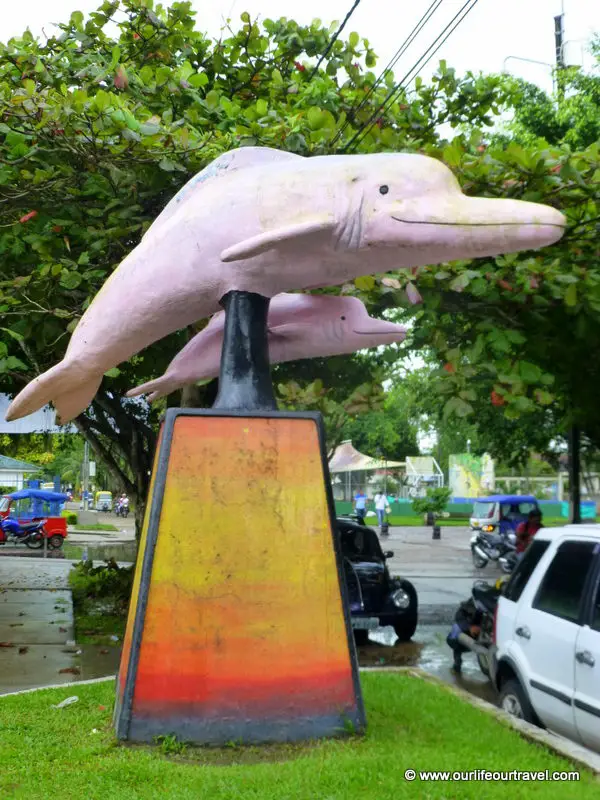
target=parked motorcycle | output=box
[0,518,58,549]
[470,529,516,572]
[498,550,518,574]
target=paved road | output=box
[0,524,491,693]
[383,525,501,620]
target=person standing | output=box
[374,491,387,529]
[354,490,367,525]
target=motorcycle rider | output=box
[117,493,129,517]
[515,509,543,557]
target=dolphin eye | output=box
[379,185,389,195]
[341,316,346,320]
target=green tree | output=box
[0,1,510,530]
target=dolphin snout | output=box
[387,195,566,255]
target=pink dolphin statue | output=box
[127,294,406,401]
[5,147,565,423]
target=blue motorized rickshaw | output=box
[469,494,540,536]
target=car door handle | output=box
[576,650,595,667]
[516,626,531,640]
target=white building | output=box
[0,455,41,491]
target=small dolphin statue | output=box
[127,294,406,401]
[6,146,565,423]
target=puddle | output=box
[77,644,122,679]
[358,624,497,706]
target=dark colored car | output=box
[337,518,418,643]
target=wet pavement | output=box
[0,588,80,692]
[0,525,499,699]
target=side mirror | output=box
[383,551,394,559]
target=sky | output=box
[1,0,599,95]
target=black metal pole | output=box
[212,290,277,412]
[569,424,581,524]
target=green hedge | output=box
[61,511,78,525]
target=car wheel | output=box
[353,630,369,646]
[499,678,536,724]
[392,579,418,641]
[477,653,490,678]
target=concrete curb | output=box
[362,666,600,776]
[0,675,116,698]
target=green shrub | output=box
[68,558,134,613]
[0,485,16,495]
[61,511,78,525]
[412,487,452,517]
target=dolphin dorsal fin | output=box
[221,217,334,263]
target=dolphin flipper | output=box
[220,218,334,262]
[5,360,100,423]
[126,377,171,399]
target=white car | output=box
[492,524,600,752]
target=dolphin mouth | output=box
[352,329,404,336]
[390,215,566,229]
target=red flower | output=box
[133,33,140,40]
[52,225,63,233]
[490,390,505,407]
[19,210,38,223]
[443,363,455,374]
[294,62,306,72]
[497,279,513,292]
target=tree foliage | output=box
[0,1,511,525]
[2,1,597,523]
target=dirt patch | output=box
[357,640,423,667]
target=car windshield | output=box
[340,527,384,561]
[472,502,495,519]
[0,497,10,512]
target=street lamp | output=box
[502,56,555,92]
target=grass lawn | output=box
[72,523,119,532]
[0,673,594,799]
[383,516,591,528]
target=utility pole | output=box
[82,440,90,511]
[569,425,581,524]
[554,9,565,101]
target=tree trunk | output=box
[568,424,581,524]
[75,389,157,541]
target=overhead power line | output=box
[309,0,363,79]
[343,0,482,153]
[331,0,446,148]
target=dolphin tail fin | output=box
[5,361,100,424]
[126,376,173,401]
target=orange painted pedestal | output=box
[114,409,364,744]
